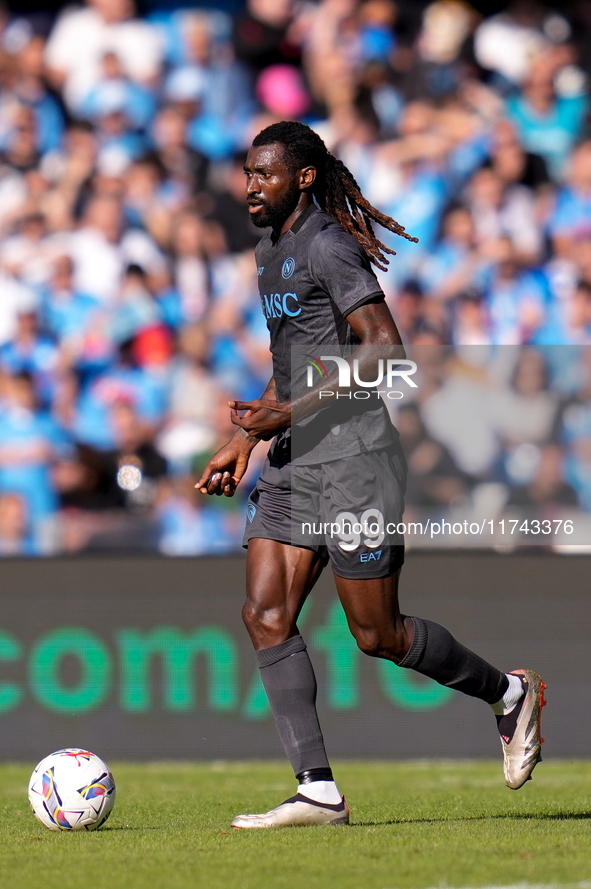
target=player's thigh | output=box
[244,537,324,646]
[333,568,412,660]
[321,445,406,580]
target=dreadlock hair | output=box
[252,120,419,271]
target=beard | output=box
[249,183,301,229]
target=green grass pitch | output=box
[1,761,590,889]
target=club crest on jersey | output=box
[282,257,296,279]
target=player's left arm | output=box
[230,300,405,437]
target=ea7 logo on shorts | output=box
[360,550,382,562]
[247,503,256,522]
[282,257,295,279]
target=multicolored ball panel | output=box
[28,749,116,831]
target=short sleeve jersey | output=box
[255,204,397,464]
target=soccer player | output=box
[196,121,545,829]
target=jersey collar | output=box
[275,203,317,243]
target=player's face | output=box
[244,143,302,229]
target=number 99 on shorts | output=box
[334,509,385,551]
[301,510,407,550]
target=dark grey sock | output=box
[256,635,331,776]
[399,617,509,704]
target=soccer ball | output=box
[28,748,116,831]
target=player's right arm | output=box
[195,377,276,496]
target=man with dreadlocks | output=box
[196,121,545,829]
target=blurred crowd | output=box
[0,0,590,554]
[388,345,591,547]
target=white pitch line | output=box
[420,883,591,889]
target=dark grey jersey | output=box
[255,204,397,465]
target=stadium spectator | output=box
[396,402,468,509]
[419,352,500,480]
[507,443,578,510]
[0,303,58,406]
[10,33,65,156]
[44,0,163,115]
[169,210,209,322]
[156,322,220,471]
[0,211,55,288]
[69,193,164,304]
[505,47,588,181]
[151,106,208,196]
[0,491,35,555]
[548,140,591,253]
[473,1,547,89]
[489,118,550,191]
[232,0,299,77]
[80,51,156,134]
[106,398,167,510]
[72,338,167,450]
[489,348,558,482]
[387,279,424,343]
[155,475,234,555]
[0,371,67,547]
[450,290,490,345]
[568,280,591,343]
[480,237,546,344]
[418,203,477,304]
[465,166,542,266]
[39,255,107,370]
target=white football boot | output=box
[499,669,546,790]
[231,793,349,829]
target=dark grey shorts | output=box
[243,441,406,579]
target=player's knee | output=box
[352,626,383,658]
[241,599,290,641]
[241,598,264,632]
[352,626,407,661]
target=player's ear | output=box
[299,165,316,190]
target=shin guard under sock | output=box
[399,617,509,704]
[256,635,331,776]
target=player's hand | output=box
[195,432,258,497]
[229,399,291,439]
